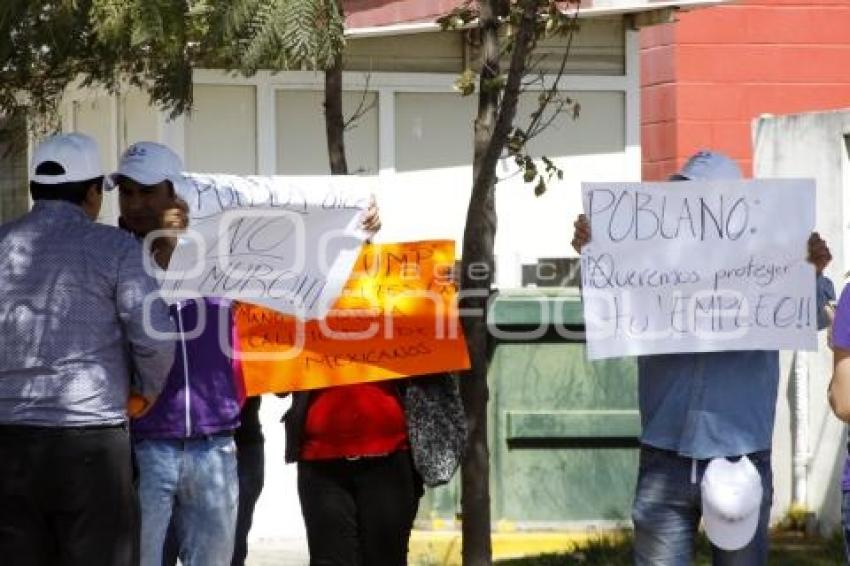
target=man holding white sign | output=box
[114,142,383,566]
[114,142,244,566]
[572,150,834,565]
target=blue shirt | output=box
[639,274,834,459]
[0,200,175,426]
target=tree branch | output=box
[472,0,539,192]
[520,7,581,145]
[342,72,377,132]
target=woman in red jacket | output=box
[285,370,465,566]
[289,382,420,565]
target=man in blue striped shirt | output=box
[0,133,175,566]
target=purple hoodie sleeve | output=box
[833,285,850,350]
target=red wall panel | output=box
[642,83,678,125]
[344,0,465,28]
[641,0,850,180]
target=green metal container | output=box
[417,288,639,529]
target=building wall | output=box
[344,18,627,76]
[753,109,850,534]
[60,26,639,283]
[641,0,850,180]
[640,20,677,180]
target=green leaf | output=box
[453,69,477,96]
[523,161,538,183]
[482,74,507,94]
[436,5,477,31]
[0,0,348,127]
[507,134,524,155]
[534,177,547,196]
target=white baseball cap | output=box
[701,455,763,551]
[30,133,103,185]
[111,142,184,189]
[670,150,743,181]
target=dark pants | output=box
[298,450,422,566]
[162,440,265,566]
[231,441,265,566]
[0,424,138,566]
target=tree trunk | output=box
[460,1,539,564]
[459,2,499,564]
[324,51,348,175]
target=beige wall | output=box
[276,90,379,175]
[347,18,626,76]
[65,89,162,225]
[386,88,628,286]
[71,96,118,223]
[121,89,159,151]
[72,97,116,171]
[346,32,466,73]
[755,110,850,534]
[395,92,475,172]
[186,85,257,175]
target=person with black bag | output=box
[284,372,466,566]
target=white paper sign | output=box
[160,174,372,319]
[580,179,816,360]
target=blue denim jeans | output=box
[632,445,773,566]
[134,436,238,566]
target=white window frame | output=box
[51,29,641,183]
[186,28,641,180]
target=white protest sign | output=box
[580,179,816,360]
[160,174,372,319]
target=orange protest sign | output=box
[234,240,470,394]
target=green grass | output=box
[496,531,846,565]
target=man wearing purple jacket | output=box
[113,142,244,566]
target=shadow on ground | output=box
[495,531,846,566]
